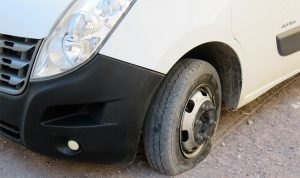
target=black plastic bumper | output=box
[0,55,164,163]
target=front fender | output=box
[100,0,245,74]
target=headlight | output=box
[31,0,135,79]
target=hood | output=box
[0,0,74,39]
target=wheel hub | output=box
[180,86,217,159]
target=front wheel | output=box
[144,59,221,175]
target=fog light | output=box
[68,140,80,151]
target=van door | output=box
[276,0,300,71]
[231,0,300,99]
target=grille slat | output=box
[0,53,30,69]
[0,34,41,95]
[0,71,25,85]
[0,37,36,52]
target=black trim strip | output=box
[277,25,300,56]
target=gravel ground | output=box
[0,74,299,178]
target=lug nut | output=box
[68,140,80,151]
[203,134,210,140]
[201,103,215,111]
[196,120,203,125]
[197,133,203,140]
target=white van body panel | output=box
[0,0,74,39]
[100,0,237,73]
[231,0,300,107]
[101,0,300,108]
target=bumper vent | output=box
[0,120,20,141]
[0,34,41,95]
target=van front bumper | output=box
[0,55,164,163]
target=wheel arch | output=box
[181,42,242,110]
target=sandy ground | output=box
[0,74,299,178]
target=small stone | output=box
[45,161,52,167]
[3,141,7,144]
[242,112,251,115]
[291,103,300,109]
[221,142,226,147]
[269,122,277,126]
[237,155,242,159]
[247,120,254,125]
[267,148,273,151]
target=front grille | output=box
[0,34,41,95]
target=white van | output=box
[0,0,299,175]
